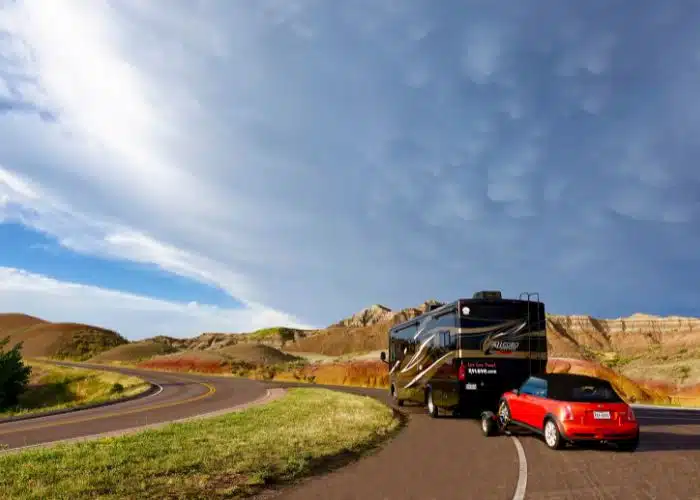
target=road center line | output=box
[511,436,528,500]
[0,381,215,436]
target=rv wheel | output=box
[391,385,404,407]
[426,388,439,418]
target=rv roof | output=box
[389,296,545,332]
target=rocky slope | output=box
[546,313,700,357]
[330,300,443,328]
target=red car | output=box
[482,373,640,451]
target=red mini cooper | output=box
[482,373,640,451]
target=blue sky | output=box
[1,0,699,339]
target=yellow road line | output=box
[0,382,216,436]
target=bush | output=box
[0,337,32,409]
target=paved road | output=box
[261,381,700,500]
[2,364,699,499]
[0,361,269,450]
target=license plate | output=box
[465,383,477,390]
[593,411,611,420]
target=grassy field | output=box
[0,388,400,499]
[0,361,150,418]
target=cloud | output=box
[0,267,311,339]
[0,0,699,327]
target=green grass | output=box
[53,329,128,361]
[245,327,301,342]
[0,388,400,499]
[0,361,150,418]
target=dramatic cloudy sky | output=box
[1,0,699,339]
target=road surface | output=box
[0,361,270,450]
[1,363,699,499]
[262,382,700,500]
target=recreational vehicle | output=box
[380,291,547,417]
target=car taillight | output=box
[560,405,574,421]
[458,363,466,381]
[626,407,636,422]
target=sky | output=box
[1,0,699,340]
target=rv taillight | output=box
[458,363,466,381]
[626,407,636,422]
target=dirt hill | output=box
[0,313,127,361]
[284,300,445,356]
[89,341,178,363]
[137,344,301,375]
[144,327,313,351]
[280,304,700,388]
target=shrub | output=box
[0,337,32,409]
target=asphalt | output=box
[2,363,699,500]
[0,361,269,450]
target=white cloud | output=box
[0,267,311,340]
[0,0,699,324]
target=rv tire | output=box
[426,388,439,418]
[391,385,404,407]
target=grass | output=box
[0,361,150,418]
[0,388,400,499]
[52,328,128,361]
[273,360,390,388]
[245,327,307,342]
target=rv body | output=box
[384,291,547,414]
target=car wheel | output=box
[427,388,439,418]
[481,412,497,436]
[543,418,563,450]
[497,399,511,430]
[617,435,640,452]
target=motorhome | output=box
[380,291,547,417]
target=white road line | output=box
[1,388,284,455]
[511,436,528,500]
[143,383,164,400]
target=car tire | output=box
[617,435,640,452]
[543,418,564,450]
[481,412,497,436]
[426,388,439,418]
[497,399,511,430]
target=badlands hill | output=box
[0,313,127,360]
[3,301,699,389]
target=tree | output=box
[0,337,32,409]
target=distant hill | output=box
[0,313,127,361]
[142,327,313,352]
[89,340,178,363]
[5,300,700,390]
[285,300,445,356]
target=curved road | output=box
[2,363,699,499]
[261,382,700,500]
[0,362,270,450]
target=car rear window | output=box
[549,381,624,403]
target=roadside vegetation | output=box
[0,388,400,499]
[0,360,150,418]
[0,337,32,410]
